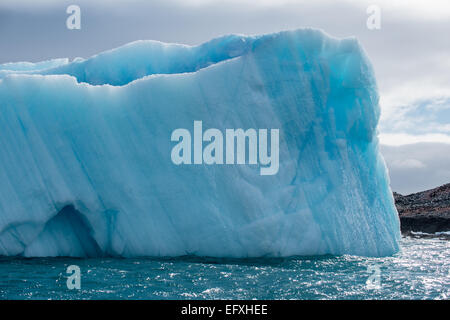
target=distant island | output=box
[394,183,450,239]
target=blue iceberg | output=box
[0,29,400,257]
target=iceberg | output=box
[0,29,400,258]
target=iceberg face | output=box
[0,29,400,258]
[0,58,69,72]
[0,58,69,80]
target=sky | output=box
[0,0,449,194]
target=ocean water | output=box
[0,237,448,300]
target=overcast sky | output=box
[0,0,449,194]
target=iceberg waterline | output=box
[0,29,400,257]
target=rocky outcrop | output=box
[394,183,450,239]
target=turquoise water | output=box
[0,237,448,300]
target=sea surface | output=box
[0,237,448,300]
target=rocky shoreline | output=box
[394,183,450,239]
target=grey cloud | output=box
[379,97,450,135]
[381,143,450,194]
